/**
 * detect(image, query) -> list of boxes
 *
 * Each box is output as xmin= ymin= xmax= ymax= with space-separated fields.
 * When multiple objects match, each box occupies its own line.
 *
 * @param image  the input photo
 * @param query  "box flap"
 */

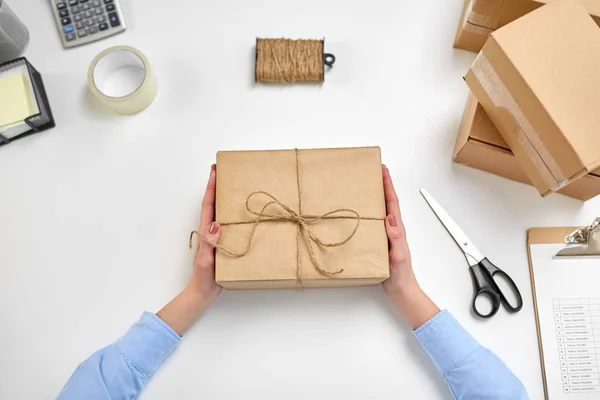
xmin=454 ymin=93 xmax=478 ymax=159
xmin=471 ymin=102 xmax=509 ymax=149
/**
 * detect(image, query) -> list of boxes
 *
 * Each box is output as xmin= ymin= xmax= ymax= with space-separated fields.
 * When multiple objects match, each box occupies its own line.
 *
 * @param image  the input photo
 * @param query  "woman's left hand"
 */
xmin=157 ymin=165 xmax=222 ymax=335
xmin=188 ymin=164 xmax=222 ymax=305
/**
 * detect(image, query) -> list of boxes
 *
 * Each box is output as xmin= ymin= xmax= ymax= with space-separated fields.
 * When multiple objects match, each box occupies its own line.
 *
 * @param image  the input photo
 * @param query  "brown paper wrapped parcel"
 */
xmin=213 ymin=147 xmax=390 ymax=289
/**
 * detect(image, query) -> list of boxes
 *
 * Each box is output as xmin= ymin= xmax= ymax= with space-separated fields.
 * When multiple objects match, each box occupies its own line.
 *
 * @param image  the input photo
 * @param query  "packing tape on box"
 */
xmin=461 ymin=18 xmax=494 ymax=35
xmin=461 ymin=0 xmax=496 ymax=35
xmin=88 ymin=46 xmax=157 ymax=115
xmin=471 ymin=53 xmax=569 ymax=192
xmin=465 ymin=0 xmax=490 ymax=27
xmin=465 ymin=0 xmax=498 ymax=28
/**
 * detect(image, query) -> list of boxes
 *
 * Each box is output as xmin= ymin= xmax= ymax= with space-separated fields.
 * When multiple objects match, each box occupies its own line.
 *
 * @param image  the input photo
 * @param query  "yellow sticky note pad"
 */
xmin=0 ymin=73 xmax=36 ymax=129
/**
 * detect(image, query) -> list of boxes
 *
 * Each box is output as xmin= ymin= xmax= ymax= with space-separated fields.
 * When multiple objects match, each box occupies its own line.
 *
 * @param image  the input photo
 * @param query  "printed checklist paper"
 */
xmin=553 ymin=299 xmax=600 ymax=393
xmin=530 ymin=244 xmax=600 ymax=398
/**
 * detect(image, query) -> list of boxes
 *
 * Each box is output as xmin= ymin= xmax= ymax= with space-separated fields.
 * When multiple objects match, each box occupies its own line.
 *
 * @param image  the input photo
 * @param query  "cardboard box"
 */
xmin=215 ymin=147 xmax=390 ymax=289
xmin=454 ymin=0 xmax=495 ymax=53
xmin=454 ymin=93 xmax=600 ymax=201
xmin=454 ymin=0 xmax=600 ymax=53
xmin=465 ymin=0 xmax=600 ymax=197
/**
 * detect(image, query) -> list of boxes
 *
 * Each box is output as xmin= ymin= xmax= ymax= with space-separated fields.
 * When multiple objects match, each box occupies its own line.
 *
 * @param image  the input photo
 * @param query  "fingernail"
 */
xmin=389 ymin=215 xmax=397 ymax=227
xmin=211 ymin=164 xmax=216 ymax=171
xmin=209 ymin=223 xmax=219 ymax=234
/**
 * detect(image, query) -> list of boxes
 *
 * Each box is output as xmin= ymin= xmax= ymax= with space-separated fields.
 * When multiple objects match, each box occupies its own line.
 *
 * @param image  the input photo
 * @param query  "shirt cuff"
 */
xmin=414 ymin=310 xmax=480 ymax=374
xmin=115 ymin=312 xmax=181 ymax=376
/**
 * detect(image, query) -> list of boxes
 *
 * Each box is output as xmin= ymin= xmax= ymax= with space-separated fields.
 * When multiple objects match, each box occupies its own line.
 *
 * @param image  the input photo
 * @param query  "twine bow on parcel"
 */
xmin=189 ymin=190 xmax=364 ymax=286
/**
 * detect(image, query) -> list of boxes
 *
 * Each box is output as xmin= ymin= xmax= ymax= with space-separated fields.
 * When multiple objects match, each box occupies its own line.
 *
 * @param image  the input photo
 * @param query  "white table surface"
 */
xmin=1 ymin=1 xmax=598 ymax=399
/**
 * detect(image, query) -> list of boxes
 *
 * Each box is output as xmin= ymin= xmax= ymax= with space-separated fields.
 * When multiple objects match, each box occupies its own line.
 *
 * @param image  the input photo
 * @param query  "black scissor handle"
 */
xmin=469 ymin=263 xmax=502 ymax=318
xmin=479 ymin=258 xmax=523 ymax=313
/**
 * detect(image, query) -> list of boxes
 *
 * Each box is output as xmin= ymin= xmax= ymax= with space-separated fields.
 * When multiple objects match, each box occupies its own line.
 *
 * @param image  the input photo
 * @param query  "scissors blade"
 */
xmin=420 ymin=188 xmax=484 ymax=266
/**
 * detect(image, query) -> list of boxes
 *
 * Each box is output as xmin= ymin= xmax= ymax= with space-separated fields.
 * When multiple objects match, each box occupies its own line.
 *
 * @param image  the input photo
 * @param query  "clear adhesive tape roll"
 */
xmin=88 ymin=45 xmax=157 ymax=115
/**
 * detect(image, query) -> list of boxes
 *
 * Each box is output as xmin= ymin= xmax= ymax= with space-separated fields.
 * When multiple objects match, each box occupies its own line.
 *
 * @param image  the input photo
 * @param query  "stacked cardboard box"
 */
xmin=454 ymin=0 xmax=600 ymax=53
xmin=455 ymin=0 xmax=600 ymax=201
xmin=454 ymin=94 xmax=600 ymax=201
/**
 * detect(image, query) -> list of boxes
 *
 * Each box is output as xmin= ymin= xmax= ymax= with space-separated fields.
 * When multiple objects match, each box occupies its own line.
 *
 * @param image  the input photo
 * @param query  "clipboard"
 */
xmin=527 ymin=218 xmax=600 ymax=399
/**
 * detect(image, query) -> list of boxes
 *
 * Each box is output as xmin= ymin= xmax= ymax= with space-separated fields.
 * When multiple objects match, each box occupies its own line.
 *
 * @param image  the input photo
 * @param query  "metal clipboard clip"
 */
xmin=555 ymin=217 xmax=600 ymax=257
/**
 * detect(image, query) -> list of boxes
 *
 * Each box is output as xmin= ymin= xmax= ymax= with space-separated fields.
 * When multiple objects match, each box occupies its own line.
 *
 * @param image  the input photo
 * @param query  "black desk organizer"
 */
xmin=0 ymin=58 xmax=55 ymax=147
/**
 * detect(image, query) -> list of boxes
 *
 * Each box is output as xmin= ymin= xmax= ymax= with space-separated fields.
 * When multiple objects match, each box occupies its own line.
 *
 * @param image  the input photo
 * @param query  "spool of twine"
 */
xmin=256 ymin=38 xmax=334 ymax=83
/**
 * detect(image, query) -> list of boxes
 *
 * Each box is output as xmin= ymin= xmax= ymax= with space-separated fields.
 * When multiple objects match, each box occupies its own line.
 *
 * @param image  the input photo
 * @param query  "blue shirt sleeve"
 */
xmin=57 ymin=312 xmax=181 ymax=400
xmin=415 ymin=310 xmax=529 ymax=400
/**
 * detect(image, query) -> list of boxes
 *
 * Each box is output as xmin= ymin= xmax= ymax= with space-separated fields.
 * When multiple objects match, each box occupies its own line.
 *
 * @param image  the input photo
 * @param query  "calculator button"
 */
xmin=106 ymin=4 xmax=115 ymax=12
xmin=59 ymin=9 xmax=69 ymax=17
xmin=77 ymin=29 xmax=88 ymax=37
xmin=104 ymin=0 xmax=113 ymax=3
xmin=68 ymin=0 xmax=78 ymax=5
xmin=66 ymin=32 xmax=77 ymax=41
xmin=75 ymin=21 xmax=85 ymax=29
xmin=74 ymin=14 xmax=83 ymax=21
xmin=95 ymin=15 xmax=106 ymax=23
xmin=88 ymin=26 xmax=98 ymax=34
xmin=92 ymin=0 xmax=101 ymax=6
xmin=99 ymin=22 xmax=109 ymax=31
xmin=57 ymin=2 xmax=67 ymax=10
xmin=108 ymin=12 xmax=120 ymax=27
xmin=86 ymin=19 xmax=94 ymax=26
xmin=82 ymin=3 xmax=91 ymax=10
xmin=95 ymin=8 xmax=103 ymax=15
xmin=84 ymin=10 xmax=93 ymax=18
xmin=72 ymin=5 xmax=81 ymax=13
xmin=63 ymin=24 xmax=74 ymax=33
xmin=80 ymin=0 xmax=89 ymax=2
xmin=61 ymin=17 xmax=71 ymax=25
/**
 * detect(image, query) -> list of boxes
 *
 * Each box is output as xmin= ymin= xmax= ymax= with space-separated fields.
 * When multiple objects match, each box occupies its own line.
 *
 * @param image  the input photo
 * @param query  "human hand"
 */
xmin=157 ymin=165 xmax=222 ymax=335
xmin=381 ymin=165 xmax=418 ymax=297
xmin=381 ymin=166 xmax=439 ymax=329
xmin=188 ymin=164 xmax=222 ymax=305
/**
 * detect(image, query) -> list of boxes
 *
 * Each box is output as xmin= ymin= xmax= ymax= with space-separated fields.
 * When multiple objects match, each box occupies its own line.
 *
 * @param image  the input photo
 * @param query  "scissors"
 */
xmin=420 ymin=189 xmax=523 ymax=319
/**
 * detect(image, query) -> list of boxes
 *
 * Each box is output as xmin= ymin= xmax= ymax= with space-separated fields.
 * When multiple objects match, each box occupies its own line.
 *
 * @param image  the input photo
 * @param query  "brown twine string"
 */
xmin=256 ymin=38 xmax=324 ymax=83
xmin=190 ymin=149 xmax=385 ymax=288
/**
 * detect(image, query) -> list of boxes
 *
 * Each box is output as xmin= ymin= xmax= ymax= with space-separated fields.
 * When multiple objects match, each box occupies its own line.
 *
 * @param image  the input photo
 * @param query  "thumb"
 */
xmin=195 ymin=223 xmax=221 ymax=267
xmin=385 ymin=215 xmax=409 ymax=267
xmin=203 ymin=222 xmax=221 ymax=246
xmin=385 ymin=214 xmax=406 ymax=241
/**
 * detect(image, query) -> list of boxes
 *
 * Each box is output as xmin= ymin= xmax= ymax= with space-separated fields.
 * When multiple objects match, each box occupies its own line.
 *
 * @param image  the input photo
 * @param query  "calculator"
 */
xmin=50 ymin=0 xmax=126 ymax=48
